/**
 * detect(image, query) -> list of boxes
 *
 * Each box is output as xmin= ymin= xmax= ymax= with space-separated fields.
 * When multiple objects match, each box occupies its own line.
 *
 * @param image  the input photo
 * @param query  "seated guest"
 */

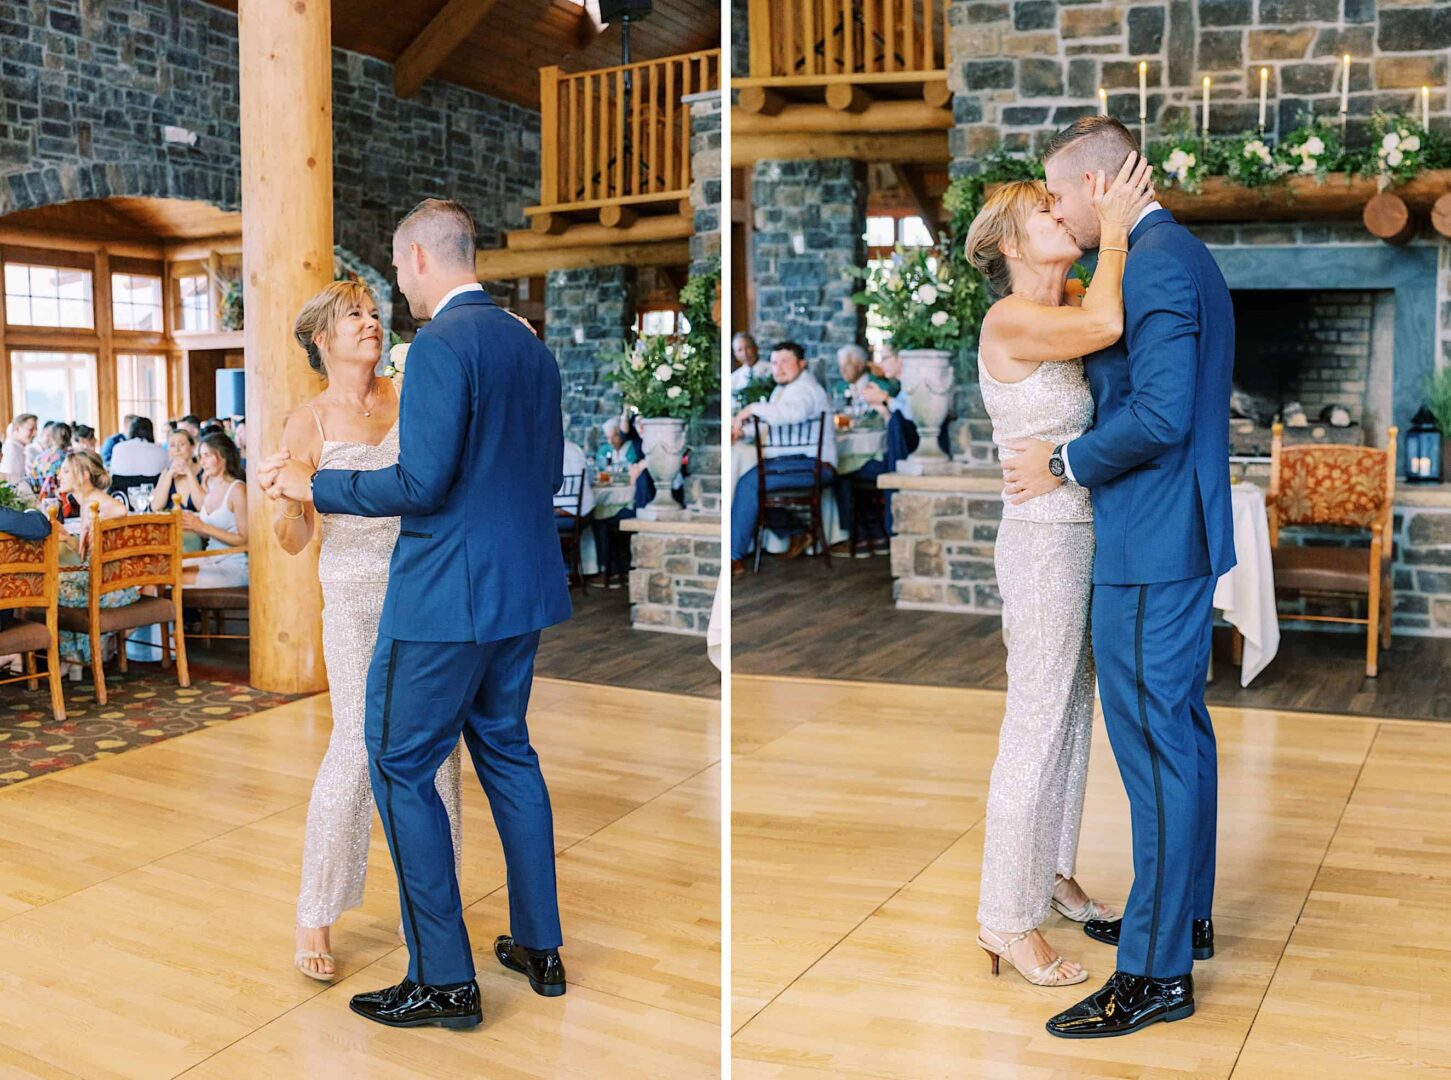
xmin=109 ymin=416 xmax=171 ymax=480
xmin=0 ymin=502 xmax=51 ymax=542
xmin=860 ymin=344 xmax=952 ymax=469
xmin=183 ymin=432 xmax=248 ymax=587
xmin=872 ymin=343 xmax=903 ymax=396
xmin=233 ymin=418 xmax=247 ymax=473
xmin=199 ymin=420 xmax=225 ymax=439
xmin=555 ymin=435 xmax=595 ymax=530
xmin=177 ymin=415 xmax=202 ymax=440
xmin=1 ymin=413 xmax=38 ymax=484
xmin=602 ymin=416 xmax=641 ymax=467
xmin=55 ymin=449 xmax=136 ymax=667
xmin=729 ymin=341 xmax=837 ymax=573
xmin=25 ymin=421 xmax=54 ymax=474
xmin=101 ymin=414 xmax=138 ymax=467
xmin=27 ymin=421 xmax=71 ymax=499
xmin=72 ymin=424 xmax=98 ymax=455
xmin=150 ymin=428 xmax=205 ymax=511
xmin=730 ymin=331 xmax=772 ymax=393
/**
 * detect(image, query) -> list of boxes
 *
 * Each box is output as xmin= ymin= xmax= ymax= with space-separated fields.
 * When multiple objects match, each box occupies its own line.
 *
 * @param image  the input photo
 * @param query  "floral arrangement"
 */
xmin=847 ymin=245 xmax=971 ymax=352
xmin=0 ymin=479 xmax=28 ymax=513
xmin=1367 ymin=113 xmax=1430 ymax=189
xmin=607 ymin=262 xmax=718 ymax=422
xmin=1225 ymin=134 xmax=1288 ymax=187
xmin=734 ymin=375 xmax=775 ymax=410
xmin=1146 ymin=130 xmax=1216 ymax=191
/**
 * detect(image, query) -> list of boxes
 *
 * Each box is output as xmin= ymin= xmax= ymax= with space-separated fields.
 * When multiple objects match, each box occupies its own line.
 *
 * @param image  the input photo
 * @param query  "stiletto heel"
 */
xmin=977 ymin=928 xmax=1089 ymax=987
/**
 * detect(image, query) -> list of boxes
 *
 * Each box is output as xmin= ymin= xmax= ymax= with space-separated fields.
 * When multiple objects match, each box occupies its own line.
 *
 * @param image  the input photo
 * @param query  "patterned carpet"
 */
xmin=0 ymin=659 xmax=299 ymax=787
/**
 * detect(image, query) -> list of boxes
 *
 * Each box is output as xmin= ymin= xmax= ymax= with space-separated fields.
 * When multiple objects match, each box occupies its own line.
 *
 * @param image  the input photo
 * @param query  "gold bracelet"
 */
xmin=1100 ymin=246 xmax=1129 ymax=256
xmin=281 ymin=504 xmax=304 ymax=520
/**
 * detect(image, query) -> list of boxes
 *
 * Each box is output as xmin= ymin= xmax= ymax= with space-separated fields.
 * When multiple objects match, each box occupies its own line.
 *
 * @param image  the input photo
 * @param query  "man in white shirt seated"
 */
xmin=108 ymin=416 xmax=172 ymax=480
xmin=554 ymin=435 xmax=595 ymax=530
xmin=0 ymin=413 xmax=37 ymax=484
xmin=729 ymin=331 xmax=772 ymax=393
xmin=729 ymin=340 xmax=836 ymax=573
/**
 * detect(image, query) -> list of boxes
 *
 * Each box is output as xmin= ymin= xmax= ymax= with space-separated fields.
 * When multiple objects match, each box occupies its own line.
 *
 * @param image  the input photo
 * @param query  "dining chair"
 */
xmin=556 ymin=469 xmax=588 ymax=591
xmin=180 ymin=545 xmax=250 ymax=647
xmin=750 ymin=412 xmax=831 ymax=574
xmin=1266 ymin=422 xmax=1398 ymax=677
xmin=0 ymin=509 xmax=66 ymax=721
xmin=57 ymin=505 xmax=190 ymax=705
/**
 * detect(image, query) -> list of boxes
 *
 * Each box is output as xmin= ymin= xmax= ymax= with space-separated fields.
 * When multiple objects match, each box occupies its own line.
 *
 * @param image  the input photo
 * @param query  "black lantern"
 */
xmin=1405 ymin=406 xmax=1443 ymax=483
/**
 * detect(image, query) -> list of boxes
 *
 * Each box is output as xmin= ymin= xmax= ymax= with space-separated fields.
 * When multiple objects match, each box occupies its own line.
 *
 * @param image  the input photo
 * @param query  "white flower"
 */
xmin=389 ymin=342 xmax=409 ymax=372
xmin=936 ymin=280 xmax=952 ymax=294
xmin=1304 ymin=136 xmax=1325 ymax=156
xmin=930 ymin=310 xmax=949 ymax=327
xmin=917 ymin=284 xmax=938 ymax=305
xmin=886 ymin=273 xmax=903 ymax=290
xmin=1165 ymin=148 xmax=1197 ymax=180
xmin=1387 ymin=148 xmax=1404 ymax=167
xmin=1402 ymin=135 xmax=1421 ymax=153
xmin=630 ymin=356 xmax=646 ymax=371
xmin=1382 ymin=132 xmax=1401 ymax=151
xmin=1243 ymin=140 xmax=1272 ymax=165
xmin=1299 ymin=157 xmax=1318 ymax=174
xmin=654 ymin=363 xmax=673 ymax=382
xmin=666 ymin=386 xmax=683 ymax=399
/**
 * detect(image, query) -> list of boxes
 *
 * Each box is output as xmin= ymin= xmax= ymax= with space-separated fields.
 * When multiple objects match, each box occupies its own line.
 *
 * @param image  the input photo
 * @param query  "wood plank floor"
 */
xmin=0 ymin=678 xmax=720 ymax=1079
xmin=538 ymin=580 xmax=720 ymax=698
xmin=732 ymin=674 xmax=1451 ymax=1079
xmin=732 ymin=553 xmax=1451 ymax=721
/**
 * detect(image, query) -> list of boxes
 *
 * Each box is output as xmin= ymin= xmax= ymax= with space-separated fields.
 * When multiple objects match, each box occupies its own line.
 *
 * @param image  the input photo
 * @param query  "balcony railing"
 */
xmin=745 ymin=0 xmax=946 ymax=82
xmin=533 ymin=49 xmax=721 ymax=220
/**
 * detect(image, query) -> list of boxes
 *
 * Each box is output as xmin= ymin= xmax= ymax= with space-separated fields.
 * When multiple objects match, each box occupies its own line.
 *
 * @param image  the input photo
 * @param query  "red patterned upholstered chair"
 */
xmin=57 ymin=506 xmax=190 ymax=704
xmin=1266 ymin=422 xmax=1398 ymax=677
xmin=0 ymin=511 xmax=65 ymax=721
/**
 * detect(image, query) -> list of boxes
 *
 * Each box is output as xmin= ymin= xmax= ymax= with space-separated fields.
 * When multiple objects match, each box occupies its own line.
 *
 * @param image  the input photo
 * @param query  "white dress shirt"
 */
xmin=431 ymin=281 xmax=484 ymax=318
xmin=1060 ymin=200 xmax=1164 ymax=486
xmin=745 ymin=370 xmax=837 ymax=467
xmin=0 ymin=436 xmax=28 ymax=483
xmin=108 ymin=437 xmax=171 ymax=476
xmin=555 ymin=440 xmax=595 ymax=516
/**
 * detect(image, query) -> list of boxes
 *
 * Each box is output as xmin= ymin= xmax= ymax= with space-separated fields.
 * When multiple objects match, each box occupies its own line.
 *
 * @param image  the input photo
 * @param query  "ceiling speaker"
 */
xmin=600 ymin=0 xmax=653 ymax=22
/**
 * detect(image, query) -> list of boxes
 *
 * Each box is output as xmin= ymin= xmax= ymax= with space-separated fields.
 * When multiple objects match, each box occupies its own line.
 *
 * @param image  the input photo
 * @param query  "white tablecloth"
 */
xmin=1213 ymin=483 xmax=1280 ymax=686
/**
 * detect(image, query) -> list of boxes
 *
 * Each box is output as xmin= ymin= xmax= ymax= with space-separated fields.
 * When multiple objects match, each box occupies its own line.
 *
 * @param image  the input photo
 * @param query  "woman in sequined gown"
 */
xmin=960 ymin=155 xmax=1155 ymax=987
xmin=274 ymin=281 xmax=462 ymax=981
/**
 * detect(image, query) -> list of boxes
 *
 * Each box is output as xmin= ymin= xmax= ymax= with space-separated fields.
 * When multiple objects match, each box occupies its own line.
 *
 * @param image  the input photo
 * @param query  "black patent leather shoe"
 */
xmin=349 ymin=978 xmax=482 ymax=1029
xmin=495 ymin=935 xmax=567 ymax=997
xmin=1084 ymin=917 xmax=1215 ymax=960
xmin=1046 ymin=970 xmax=1194 ymax=1039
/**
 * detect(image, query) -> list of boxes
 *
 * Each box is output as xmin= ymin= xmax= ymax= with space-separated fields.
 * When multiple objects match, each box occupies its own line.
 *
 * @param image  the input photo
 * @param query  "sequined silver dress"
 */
xmin=295 ymin=412 xmax=463 ymax=929
xmin=976 ymin=356 xmax=1097 ymax=932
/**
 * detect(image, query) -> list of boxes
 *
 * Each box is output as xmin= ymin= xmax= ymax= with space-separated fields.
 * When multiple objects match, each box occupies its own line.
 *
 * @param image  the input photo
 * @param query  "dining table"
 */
xmin=1212 ymin=481 xmax=1281 ymax=686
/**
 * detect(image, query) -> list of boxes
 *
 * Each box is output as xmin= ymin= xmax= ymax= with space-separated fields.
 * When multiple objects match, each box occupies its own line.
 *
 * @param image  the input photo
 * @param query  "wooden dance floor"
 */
xmin=732 ymin=675 xmax=1451 ymax=1079
xmin=0 ymin=678 xmax=720 ymax=1079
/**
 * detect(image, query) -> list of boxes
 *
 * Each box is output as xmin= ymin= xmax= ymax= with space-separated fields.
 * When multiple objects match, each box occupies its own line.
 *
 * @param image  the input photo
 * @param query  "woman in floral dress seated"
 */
xmin=55 ymin=449 xmax=137 ymax=667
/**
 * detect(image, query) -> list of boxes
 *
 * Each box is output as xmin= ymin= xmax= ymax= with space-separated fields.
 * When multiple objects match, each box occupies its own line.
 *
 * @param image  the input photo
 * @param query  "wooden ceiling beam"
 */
xmin=732 ymin=130 xmax=948 ymax=167
xmin=476 ymin=239 xmax=690 ymax=280
xmin=393 ymin=0 xmax=500 ymax=99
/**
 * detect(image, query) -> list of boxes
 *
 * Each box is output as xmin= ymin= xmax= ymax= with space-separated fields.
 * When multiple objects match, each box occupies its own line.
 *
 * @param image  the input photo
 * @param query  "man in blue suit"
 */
xmin=0 ymin=506 xmax=51 ymax=542
xmin=1003 ymin=117 xmax=1235 ymax=1039
xmin=261 ymin=199 xmax=572 ymax=1030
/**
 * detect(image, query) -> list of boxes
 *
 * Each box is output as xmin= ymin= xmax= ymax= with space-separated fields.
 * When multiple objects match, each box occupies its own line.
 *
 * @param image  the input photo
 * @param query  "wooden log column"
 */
xmin=239 ymin=0 xmax=331 ymax=693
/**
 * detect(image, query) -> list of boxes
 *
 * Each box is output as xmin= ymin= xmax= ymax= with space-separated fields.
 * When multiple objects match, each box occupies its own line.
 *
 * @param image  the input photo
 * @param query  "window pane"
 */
xmin=116 ymin=353 xmax=167 ymax=434
xmin=900 ymin=216 xmax=933 ymax=247
xmin=865 ymin=216 xmax=896 ymax=247
xmin=4 ymin=263 xmax=94 ymax=328
xmin=9 ymin=351 xmax=98 ymax=429
xmin=113 ymin=273 xmax=164 ymax=331
xmin=179 ymin=274 xmax=211 ymax=332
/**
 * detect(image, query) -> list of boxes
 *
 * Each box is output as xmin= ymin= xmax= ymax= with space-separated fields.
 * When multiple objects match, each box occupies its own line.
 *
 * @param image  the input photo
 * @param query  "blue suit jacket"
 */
xmin=312 ymin=290 xmax=573 ymax=643
xmin=1067 ymin=209 xmax=1237 ymax=586
xmin=0 ymin=508 xmax=50 ymax=542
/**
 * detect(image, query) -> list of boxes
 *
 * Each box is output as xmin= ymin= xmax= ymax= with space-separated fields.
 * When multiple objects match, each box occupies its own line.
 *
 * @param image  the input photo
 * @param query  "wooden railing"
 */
xmin=535 ymin=49 xmax=721 ymax=218
xmin=746 ymin=0 xmax=947 ymax=81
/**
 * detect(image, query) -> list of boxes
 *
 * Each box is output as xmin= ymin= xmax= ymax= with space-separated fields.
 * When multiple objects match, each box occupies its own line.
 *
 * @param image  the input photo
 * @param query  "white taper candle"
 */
xmin=1258 ymin=67 xmax=1268 ymax=131
xmin=1202 ymin=75 xmax=1211 ymax=135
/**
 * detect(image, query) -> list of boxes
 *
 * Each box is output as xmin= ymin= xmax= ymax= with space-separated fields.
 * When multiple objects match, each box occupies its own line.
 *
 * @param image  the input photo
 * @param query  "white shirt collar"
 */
xmin=1133 ymin=201 xmax=1165 ymax=231
xmin=432 ymin=282 xmax=484 ymax=318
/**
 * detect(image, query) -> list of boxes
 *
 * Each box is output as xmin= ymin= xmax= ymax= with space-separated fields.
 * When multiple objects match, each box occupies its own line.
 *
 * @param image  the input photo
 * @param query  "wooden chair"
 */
xmin=751 ymin=412 xmax=831 ymax=573
xmin=1267 ymin=422 xmax=1399 ymax=678
xmin=180 ymin=546 xmax=250 ymax=648
xmin=555 ymin=469 xmax=588 ymax=591
xmin=0 ymin=510 xmax=66 ymax=721
xmin=57 ymin=506 xmax=190 ymax=705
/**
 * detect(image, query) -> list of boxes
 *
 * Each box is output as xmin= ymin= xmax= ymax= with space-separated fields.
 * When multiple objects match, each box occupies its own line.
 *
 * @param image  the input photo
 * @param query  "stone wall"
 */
xmin=888 ymin=481 xmax=1451 ymax=635
xmin=749 ymin=158 xmax=866 ymax=370
xmin=687 ymin=91 xmax=723 ymax=515
xmin=0 ymin=0 xmax=540 ymax=329
xmin=544 ymin=265 xmax=635 ymax=453
xmin=947 ymin=0 xmax=1451 ymax=172
xmin=627 ymin=524 xmax=721 ymax=635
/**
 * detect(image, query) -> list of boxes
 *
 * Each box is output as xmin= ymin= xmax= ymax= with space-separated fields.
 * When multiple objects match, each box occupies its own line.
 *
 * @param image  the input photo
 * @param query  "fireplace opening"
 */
xmin=1228 ymin=288 xmax=1394 ymax=458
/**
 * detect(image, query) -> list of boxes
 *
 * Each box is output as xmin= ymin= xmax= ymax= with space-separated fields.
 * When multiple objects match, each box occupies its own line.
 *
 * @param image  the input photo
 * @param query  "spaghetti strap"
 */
xmin=305 ymin=403 xmax=326 ymax=442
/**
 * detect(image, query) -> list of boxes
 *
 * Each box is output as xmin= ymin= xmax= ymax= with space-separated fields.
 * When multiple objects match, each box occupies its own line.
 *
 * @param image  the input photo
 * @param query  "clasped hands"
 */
xmin=256 ymin=449 xmax=316 ymax=505
xmin=1001 ymin=438 xmax=1061 ymax=506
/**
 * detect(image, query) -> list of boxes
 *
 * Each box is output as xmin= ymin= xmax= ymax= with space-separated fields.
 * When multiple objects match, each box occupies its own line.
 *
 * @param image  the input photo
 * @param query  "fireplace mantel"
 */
xmin=1158 ymin=170 xmax=1451 ymax=224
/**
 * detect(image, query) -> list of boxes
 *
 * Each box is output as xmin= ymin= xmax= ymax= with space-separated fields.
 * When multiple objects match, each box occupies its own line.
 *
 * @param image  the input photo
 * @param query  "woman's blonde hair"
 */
xmin=293 ymin=280 xmax=376 ymax=376
xmin=963 ymin=179 xmax=1051 ymax=299
xmin=63 ymin=449 xmax=109 ymax=491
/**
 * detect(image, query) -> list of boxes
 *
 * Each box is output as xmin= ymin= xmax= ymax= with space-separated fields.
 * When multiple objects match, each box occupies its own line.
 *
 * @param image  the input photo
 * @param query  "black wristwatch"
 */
xmin=1048 ymin=444 xmax=1066 ymax=479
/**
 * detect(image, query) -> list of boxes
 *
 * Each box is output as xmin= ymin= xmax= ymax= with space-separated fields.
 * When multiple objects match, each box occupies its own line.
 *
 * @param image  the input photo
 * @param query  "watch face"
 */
xmin=1049 ymin=456 xmax=1065 ymax=478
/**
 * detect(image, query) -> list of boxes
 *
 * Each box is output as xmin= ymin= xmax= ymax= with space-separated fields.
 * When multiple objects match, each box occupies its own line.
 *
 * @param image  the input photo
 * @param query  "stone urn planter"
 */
xmin=899 ymin=348 xmax=955 ymax=472
xmin=639 ymin=416 xmax=688 ymax=516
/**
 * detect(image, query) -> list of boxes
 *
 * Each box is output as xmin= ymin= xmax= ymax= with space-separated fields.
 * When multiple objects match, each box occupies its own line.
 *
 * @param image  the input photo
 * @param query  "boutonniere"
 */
xmin=385 ymin=342 xmax=409 ymax=388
